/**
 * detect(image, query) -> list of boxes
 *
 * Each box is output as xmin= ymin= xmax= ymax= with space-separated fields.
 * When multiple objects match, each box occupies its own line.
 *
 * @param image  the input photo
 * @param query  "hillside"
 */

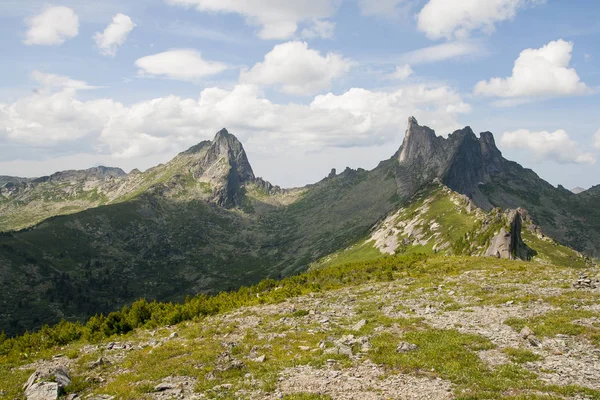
xmin=315 ymin=185 xmax=590 ymax=270
xmin=1 ymin=118 xmax=600 ymax=337
xmin=2 ymin=254 xmax=600 ymax=399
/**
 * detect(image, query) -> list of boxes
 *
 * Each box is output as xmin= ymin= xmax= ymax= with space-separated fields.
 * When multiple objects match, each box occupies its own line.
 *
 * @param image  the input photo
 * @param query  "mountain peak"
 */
xmin=397 ymin=116 xmax=439 ymax=163
xmin=188 ymin=129 xmax=256 ymax=207
xmin=394 ymin=117 xmax=507 ymax=209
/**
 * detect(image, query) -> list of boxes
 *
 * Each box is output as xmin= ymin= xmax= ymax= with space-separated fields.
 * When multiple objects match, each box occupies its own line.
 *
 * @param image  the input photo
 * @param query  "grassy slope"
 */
xmin=2 ymin=254 xmax=599 ymax=399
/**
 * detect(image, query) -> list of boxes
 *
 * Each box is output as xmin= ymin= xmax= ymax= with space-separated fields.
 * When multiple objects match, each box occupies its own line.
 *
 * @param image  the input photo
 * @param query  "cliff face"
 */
xmin=394 ymin=117 xmax=505 ymax=209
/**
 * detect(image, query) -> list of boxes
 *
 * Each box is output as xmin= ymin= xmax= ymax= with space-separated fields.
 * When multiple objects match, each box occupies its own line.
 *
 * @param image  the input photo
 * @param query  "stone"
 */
xmin=25 ymin=382 xmax=58 ymax=400
xmin=169 ymin=331 xmax=178 ymax=339
xmin=338 ymin=345 xmax=353 ymax=357
xmin=88 ymin=357 xmax=107 ymax=369
xmin=396 ymin=342 xmax=418 ymax=353
xmin=528 ymin=336 xmax=542 ymax=347
xmin=253 ymin=355 xmax=266 ymax=363
xmin=520 ymin=326 xmax=534 ymax=339
xmin=351 ymin=319 xmax=367 ymax=331
xmin=155 ymin=382 xmax=177 ymax=392
xmin=484 ymin=209 xmax=533 ymax=261
xmin=23 ymin=365 xmax=71 ymax=400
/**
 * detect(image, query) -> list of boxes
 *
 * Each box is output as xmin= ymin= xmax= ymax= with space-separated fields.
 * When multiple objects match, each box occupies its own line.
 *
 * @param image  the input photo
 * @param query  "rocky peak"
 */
xmin=394 ymin=117 xmax=507 ymax=210
xmin=397 ymin=117 xmax=441 ymax=164
xmin=178 ymin=129 xmax=256 ymax=208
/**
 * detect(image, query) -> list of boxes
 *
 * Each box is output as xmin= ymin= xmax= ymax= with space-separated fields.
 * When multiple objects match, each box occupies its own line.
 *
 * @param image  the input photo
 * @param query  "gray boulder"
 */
xmin=485 ymin=209 xmax=533 ymax=261
xmin=23 ymin=365 xmax=71 ymax=400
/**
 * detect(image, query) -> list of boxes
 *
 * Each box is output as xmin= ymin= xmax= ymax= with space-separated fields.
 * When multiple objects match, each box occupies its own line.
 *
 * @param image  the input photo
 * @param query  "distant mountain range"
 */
xmin=0 ymin=117 xmax=598 ymax=336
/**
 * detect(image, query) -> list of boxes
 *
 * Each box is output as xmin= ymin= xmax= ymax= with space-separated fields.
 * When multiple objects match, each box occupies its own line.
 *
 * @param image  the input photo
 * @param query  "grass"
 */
xmin=369 ymin=328 xmax=599 ymax=399
xmin=523 ymin=231 xmax=589 ymax=268
xmin=505 ymin=309 xmax=600 ymax=340
xmin=313 ymin=240 xmax=386 ymax=269
xmin=503 ymin=347 xmax=543 ymax=364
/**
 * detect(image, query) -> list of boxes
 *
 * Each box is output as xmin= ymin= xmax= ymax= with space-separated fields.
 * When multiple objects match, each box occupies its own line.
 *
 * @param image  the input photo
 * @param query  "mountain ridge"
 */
xmin=1 ymin=117 xmax=599 ymax=336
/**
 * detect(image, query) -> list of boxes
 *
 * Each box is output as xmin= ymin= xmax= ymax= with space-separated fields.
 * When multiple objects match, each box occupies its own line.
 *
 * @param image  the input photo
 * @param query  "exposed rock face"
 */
xmin=485 ymin=209 xmax=534 ymax=261
xmin=185 ymin=129 xmax=256 ymax=207
xmin=571 ymin=187 xmax=586 ymax=194
xmin=23 ymin=365 xmax=71 ymax=400
xmin=395 ymin=117 xmax=505 ymax=209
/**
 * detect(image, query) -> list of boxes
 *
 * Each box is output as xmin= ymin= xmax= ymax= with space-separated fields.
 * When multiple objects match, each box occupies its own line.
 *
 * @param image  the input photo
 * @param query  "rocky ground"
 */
xmin=3 ymin=257 xmax=600 ymax=399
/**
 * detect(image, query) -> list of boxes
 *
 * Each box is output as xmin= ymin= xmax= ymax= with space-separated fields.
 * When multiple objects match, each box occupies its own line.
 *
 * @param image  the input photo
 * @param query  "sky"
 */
xmin=0 ymin=0 xmax=599 ymax=190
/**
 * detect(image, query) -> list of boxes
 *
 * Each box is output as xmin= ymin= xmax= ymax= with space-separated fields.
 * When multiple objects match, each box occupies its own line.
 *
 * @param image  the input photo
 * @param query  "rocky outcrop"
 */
xmin=23 ymin=365 xmax=71 ymax=400
xmin=485 ymin=209 xmax=534 ymax=261
xmin=187 ymin=128 xmax=256 ymax=207
xmin=394 ymin=117 xmax=505 ymax=209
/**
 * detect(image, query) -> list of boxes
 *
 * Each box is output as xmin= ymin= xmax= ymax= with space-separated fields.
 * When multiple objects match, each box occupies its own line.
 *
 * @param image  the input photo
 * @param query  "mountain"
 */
xmin=394 ymin=117 xmax=600 ymax=258
xmin=0 ymin=119 xmax=598 ymax=336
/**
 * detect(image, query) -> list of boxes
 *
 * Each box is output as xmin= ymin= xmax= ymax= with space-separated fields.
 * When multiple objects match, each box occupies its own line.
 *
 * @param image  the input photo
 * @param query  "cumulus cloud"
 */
xmin=135 ymin=49 xmax=229 ymax=81
xmin=24 ymin=6 xmax=79 ymax=45
xmin=500 ymin=128 xmax=595 ymax=165
xmin=164 ymin=0 xmax=339 ymax=40
xmin=474 ymin=39 xmax=592 ymax=99
xmin=240 ymin=41 xmax=351 ymax=96
xmin=0 ymin=73 xmax=114 ymax=143
xmin=0 ymin=71 xmax=470 ymax=160
xmin=417 ymin=0 xmax=542 ymax=40
xmin=389 ymin=65 xmax=413 ymax=80
xmin=94 ymin=13 xmax=136 ymax=56
xmin=400 ymin=41 xmax=482 ymax=65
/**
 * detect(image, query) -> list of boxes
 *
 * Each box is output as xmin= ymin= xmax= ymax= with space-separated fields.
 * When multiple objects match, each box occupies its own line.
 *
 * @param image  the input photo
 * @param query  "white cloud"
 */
xmin=164 ymin=0 xmax=339 ymax=40
xmin=0 ymin=74 xmax=115 ymax=143
xmin=389 ymin=64 xmax=413 ymax=80
xmin=24 ymin=6 xmax=79 ymax=45
xmin=94 ymin=13 xmax=136 ymax=56
xmin=240 ymin=41 xmax=351 ymax=96
xmin=300 ymin=19 xmax=335 ymax=39
xmin=400 ymin=41 xmax=482 ymax=65
xmin=501 ymin=128 xmax=596 ymax=165
xmin=0 ymin=72 xmax=470 ymax=160
xmin=357 ymin=0 xmax=409 ymax=16
xmin=417 ymin=0 xmax=543 ymax=40
xmin=474 ymin=39 xmax=592 ymax=99
xmin=594 ymin=129 xmax=600 ymax=150
xmin=135 ymin=49 xmax=229 ymax=81
xmin=31 ymin=71 xmax=100 ymax=91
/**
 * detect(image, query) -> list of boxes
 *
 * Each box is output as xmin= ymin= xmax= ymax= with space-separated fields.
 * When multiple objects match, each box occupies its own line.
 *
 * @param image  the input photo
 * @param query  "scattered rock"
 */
xmin=337 ymin=345 xmax=353 ymax=357
xmin=520 ymin=326 xmax=535 ymax=339
xmin=88 ymin=357 xmax=107 ymax=369
xmin=351 ymin=319 xmax=367 ymax=331
xmin=396 ymin=342 xmax=418 ymax=353
xmin=573 ymin=274 xmax=597 ymax=289
xmin=253 ymin=355 xmax=266 ymax=363
xmin=168 ymin=332 xmax=178 ymax=339
xmin=154 ymin=382 xmax=177 ymax=392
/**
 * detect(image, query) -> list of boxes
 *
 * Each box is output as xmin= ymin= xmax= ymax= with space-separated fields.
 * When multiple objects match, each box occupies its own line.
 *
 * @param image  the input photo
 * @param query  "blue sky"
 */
xmin=1 ymin=0 xmax=599 ymax=189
